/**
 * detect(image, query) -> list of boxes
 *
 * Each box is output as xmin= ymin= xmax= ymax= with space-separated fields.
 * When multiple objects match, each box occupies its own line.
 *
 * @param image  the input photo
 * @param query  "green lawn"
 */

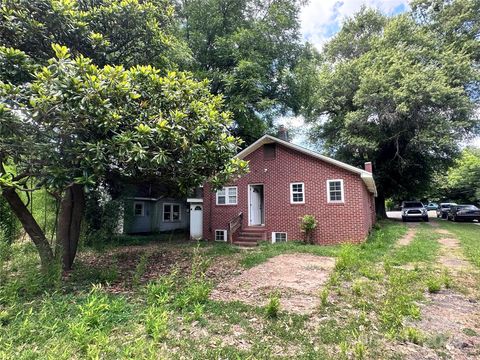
xmin=0 ymin=220 xmax=478 ymax=359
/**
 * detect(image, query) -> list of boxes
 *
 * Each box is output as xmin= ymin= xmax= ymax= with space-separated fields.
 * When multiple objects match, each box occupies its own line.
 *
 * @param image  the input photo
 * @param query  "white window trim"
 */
xmin=272 ymin=232 xmax=288 ymax=244
xmin=327 ymin=179 xmax=345 ymax=203
xmin=216 ymin=186 xmax=238 ymax=205
xmin=215 ymin=229 xmax=227 ymax=242
xmin=163 ymin=203 xmax=181 ymax=222
xmin=290 ymin=182 xmax=305 ymax=204
xmin=133 ymin=201 xmax=145 ymax=217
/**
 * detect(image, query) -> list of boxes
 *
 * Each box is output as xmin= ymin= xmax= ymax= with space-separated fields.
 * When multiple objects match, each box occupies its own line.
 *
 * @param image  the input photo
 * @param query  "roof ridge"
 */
xmin=236 ymin=135 xmax=377 ymax=196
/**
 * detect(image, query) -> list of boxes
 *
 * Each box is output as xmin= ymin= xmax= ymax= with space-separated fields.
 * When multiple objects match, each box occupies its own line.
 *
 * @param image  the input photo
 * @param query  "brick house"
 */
xmin=187 ymin=135 xmax=377 ymax=246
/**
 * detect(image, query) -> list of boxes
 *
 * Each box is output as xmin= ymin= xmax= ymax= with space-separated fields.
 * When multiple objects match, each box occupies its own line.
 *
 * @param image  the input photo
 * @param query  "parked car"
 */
xmin=425 ymin=202 xmax=438 ymax=210
xmin=401 ymin=201 xmax=429 ymax=222
xmin=447 ymin=205 xmax=480 ymax=222
xmin=436 ymin=203 xmax=457 ymax=219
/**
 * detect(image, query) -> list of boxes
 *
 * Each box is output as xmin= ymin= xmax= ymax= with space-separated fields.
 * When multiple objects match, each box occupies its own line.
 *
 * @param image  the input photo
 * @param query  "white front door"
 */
xmin=190 ymin=204 xmax=203 ymax=239
xmin=249 ymin=185 xmax=264 ymax=226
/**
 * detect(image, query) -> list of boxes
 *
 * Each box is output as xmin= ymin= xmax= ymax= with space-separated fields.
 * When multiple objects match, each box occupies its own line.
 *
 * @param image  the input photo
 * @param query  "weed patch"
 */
xmin=264 ymin=293 xmax=280 ymax=318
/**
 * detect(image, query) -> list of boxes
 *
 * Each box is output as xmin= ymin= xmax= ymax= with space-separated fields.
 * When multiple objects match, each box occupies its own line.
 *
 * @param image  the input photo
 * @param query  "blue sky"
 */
xmin=300 ymin=0 xmax=410 ymax=50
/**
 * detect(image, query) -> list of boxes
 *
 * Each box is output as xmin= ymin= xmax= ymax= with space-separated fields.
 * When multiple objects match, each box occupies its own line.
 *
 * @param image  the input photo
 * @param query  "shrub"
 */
xmin=265 ymin=294 xmax=280 ymax=318
xmin=300 ymin=215 xmax=317 ymax=244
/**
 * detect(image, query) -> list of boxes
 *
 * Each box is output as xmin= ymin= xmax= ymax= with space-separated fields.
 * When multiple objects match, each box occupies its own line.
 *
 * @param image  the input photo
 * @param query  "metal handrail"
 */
xmin=228 ymin=212 xmax=243 ymax=243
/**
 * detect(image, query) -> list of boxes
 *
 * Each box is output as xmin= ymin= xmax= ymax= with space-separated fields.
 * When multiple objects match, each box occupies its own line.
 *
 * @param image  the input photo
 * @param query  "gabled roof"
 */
xmin=236 ymin=135 xmax=377 ymax=196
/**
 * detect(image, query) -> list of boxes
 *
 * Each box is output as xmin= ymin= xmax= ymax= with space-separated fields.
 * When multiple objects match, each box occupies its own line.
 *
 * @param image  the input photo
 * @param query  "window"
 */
xmin=215 ymin=230 xmax=227 ymax=242
xmin=163 ymin=203 xmax=181 ymax=222
xmin=290 ymin=182 xmax=305 ymax=204
xmin=327 ymin=179 xmax=344 ymax=203
xmin=216 ymin=186 xmax=237 ymax=205
xmin=272 ymin=232 xmax=287 ymax=243
xmin=133 ymin=201 xmax=144 ymax=216
xmin=263 ymin=143 xmax=276 ymax=160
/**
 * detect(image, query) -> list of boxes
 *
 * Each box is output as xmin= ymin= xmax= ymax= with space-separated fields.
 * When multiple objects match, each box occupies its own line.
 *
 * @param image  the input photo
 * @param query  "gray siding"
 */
xmin=125 ymin=198 xmax=189 ymax=234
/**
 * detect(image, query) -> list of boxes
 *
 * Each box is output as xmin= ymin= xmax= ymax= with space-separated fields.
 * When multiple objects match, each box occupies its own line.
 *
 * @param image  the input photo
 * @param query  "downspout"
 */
xmin=209 ymin=188 xmax=213 ymax=239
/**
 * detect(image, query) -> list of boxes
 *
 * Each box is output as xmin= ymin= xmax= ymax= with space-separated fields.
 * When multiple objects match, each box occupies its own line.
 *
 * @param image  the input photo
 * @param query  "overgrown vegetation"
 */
xmin=1 ymin=220 xmax=478 ymax=358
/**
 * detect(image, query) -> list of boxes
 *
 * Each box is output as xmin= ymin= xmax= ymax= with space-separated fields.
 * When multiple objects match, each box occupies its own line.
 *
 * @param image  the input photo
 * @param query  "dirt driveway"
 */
xmin=397 ymin=222 xmax=480 ymax=359
xmin=210 ymin=254 xmax=335 ymax=314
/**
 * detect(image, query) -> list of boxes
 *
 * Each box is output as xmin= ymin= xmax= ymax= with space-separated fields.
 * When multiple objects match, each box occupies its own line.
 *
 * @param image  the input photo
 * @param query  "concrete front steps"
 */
xmin=233 ymin=227 xmax=266 ymax=247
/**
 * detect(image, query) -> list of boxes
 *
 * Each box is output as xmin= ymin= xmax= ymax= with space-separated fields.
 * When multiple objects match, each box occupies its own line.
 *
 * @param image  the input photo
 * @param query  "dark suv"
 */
xmin=436 ymin=203 xmax=457 ymax=219
xmin=401 ymin=201 xmax=429 ymax=222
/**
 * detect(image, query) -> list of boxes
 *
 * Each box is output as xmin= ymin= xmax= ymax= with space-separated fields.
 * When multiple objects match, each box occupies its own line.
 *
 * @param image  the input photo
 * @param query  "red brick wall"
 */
xmin=203 ymin=143 xmax=376 ymax=245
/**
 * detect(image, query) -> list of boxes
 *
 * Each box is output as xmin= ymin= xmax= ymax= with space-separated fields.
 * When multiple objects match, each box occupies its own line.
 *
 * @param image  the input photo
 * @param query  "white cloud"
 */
xmin=300 ymin=0 xmax=411 ymax=50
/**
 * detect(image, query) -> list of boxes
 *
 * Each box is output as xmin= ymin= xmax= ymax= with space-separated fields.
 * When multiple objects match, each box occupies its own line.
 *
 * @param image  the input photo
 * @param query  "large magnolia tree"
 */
xmin=0 ymin=0 xmax=191 ymax=69
xmin=0 ymin=45 xmax=247 ymax=270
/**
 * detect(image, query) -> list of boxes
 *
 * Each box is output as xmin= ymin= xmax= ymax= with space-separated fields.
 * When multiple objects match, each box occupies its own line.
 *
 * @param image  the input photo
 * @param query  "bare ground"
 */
xmin=70 ymin=242 xmax=240 ymax=293
xmin=396 ymin=223 xmax=419 ymax=247
xmin=210 ymin=254 xmax=335 ymax=314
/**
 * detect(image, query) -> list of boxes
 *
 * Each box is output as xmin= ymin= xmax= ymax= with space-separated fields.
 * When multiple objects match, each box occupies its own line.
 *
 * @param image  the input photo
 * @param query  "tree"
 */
xmin=304 ymin=8 xmax=479 ymax=216
xmin=176 ymin=0 xmax=307 ymax=144
xmin=411 ymin=0 xmax=480 ymax=64
xmin=0 ymin=45 xmax=247 ymax=270
xmin=435 ymin=147 xmax=480 ymax=203
xmin=0 ymin=0 xmax=192 ymax=69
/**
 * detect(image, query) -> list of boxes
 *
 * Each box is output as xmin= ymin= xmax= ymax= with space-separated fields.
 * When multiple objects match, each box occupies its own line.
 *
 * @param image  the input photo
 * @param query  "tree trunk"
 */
xmin=55 ymin=184 xmax=85 ymax=270
xmin=1 ymin=188 xmax=54 ymax=270
xmin=375 ymin=191 xmax=387 ymax=219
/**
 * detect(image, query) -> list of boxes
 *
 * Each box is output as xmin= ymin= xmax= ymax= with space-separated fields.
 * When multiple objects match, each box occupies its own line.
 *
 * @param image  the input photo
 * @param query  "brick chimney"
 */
xmin=364 ymin=162 xmax=372 ymax=173
xmin=277 ymin=125 xmax=289 ymax=142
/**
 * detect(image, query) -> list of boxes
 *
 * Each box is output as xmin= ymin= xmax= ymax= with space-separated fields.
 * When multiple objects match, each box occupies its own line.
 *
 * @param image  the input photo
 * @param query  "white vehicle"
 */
xmin=401 ymin=201 xmax=429 ymax=222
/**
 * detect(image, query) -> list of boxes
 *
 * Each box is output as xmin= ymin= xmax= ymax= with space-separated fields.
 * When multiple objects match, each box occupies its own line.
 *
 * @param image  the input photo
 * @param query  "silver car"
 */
xmin=401 ymin=201 xmax=429 ymax=222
